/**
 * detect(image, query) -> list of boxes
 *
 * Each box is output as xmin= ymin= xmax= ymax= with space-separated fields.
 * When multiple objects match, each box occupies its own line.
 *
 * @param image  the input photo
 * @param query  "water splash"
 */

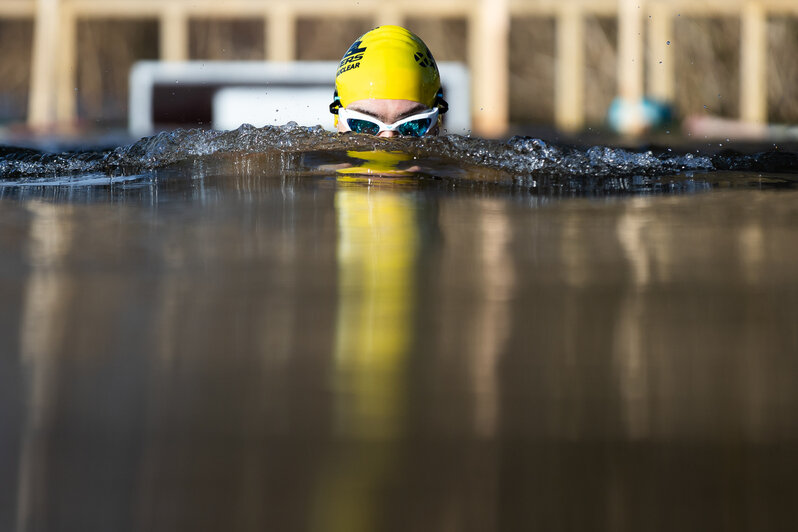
xmin=1 ymin=123 xmax=796 ymax=192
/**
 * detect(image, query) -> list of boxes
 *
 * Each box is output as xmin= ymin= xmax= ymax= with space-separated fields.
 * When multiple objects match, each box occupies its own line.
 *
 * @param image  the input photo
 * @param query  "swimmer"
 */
xmin=330 ymin=25 xmax=448 ymax=138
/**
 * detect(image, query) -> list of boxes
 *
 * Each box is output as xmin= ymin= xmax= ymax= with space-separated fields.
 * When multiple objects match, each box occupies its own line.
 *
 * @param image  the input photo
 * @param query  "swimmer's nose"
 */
xmin=378 ymin=130 xmax=398 ymax=138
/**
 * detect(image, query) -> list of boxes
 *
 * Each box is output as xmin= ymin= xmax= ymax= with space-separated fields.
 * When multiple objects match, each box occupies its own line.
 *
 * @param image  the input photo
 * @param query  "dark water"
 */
xmin=1 ymin=128 xmax=798 ymax=532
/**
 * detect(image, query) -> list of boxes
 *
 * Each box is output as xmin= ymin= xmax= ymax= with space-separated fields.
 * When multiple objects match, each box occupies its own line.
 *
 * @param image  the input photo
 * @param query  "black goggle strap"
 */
xmin=329 ymin=89 xmax=342 ymax=115
xmin=434 ymin=89 xmax=449 ymax=114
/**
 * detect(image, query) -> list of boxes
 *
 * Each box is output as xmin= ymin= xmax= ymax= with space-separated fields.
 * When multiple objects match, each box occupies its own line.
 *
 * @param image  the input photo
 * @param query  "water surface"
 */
xmin=1 ymin=129 xmax=798 ymax=532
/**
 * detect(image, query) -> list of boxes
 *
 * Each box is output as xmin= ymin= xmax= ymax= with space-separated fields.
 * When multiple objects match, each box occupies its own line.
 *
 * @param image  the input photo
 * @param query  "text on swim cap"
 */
xmin=337 ymin=61 xmax=361 ymax=76
xmin=337 ymin=40 xmax=367 ymax=77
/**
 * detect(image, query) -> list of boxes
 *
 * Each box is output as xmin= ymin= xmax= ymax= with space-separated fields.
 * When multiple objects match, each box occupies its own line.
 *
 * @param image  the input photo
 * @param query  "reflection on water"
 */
xmin=1 ymin=154 xmax=798 ymax=532
xmin=333 ymin=184 xmax=416 ymax=439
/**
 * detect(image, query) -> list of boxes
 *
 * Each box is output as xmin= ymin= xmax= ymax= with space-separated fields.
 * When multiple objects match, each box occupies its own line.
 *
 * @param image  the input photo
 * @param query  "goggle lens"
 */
xmin=347 ymin=118 xmax=381 ymax=135
xmin=397 ymin=118 xmax=433 ymax=137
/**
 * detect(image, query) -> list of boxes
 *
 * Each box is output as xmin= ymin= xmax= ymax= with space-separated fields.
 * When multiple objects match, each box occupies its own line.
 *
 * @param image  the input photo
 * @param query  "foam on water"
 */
xmin=1 ymin=123 xmax=797 ymax=193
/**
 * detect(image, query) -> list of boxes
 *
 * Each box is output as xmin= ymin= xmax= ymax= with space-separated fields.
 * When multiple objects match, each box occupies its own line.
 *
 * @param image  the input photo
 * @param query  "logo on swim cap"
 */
xmin=337 ymin=39 xmax=367 ymax=77
xmin=343 ymin=40 xmax=367 ymax=58
xmin=413 ymin=52 xmax=430 ymax=68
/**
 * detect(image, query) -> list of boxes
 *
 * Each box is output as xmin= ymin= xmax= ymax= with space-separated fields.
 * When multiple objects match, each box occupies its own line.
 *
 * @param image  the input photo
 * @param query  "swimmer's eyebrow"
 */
xmin=347 ymin=102 xmax=429 ymax=122
xmin=394 ymin=103 xmax=429 ymax=120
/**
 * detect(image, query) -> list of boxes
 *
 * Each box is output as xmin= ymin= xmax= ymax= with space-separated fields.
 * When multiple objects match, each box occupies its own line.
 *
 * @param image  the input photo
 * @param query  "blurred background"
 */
xmin=3 ymin=3 xmax=798 ymax=532
xmin=1 ymin=0 xmax=797 ymax=144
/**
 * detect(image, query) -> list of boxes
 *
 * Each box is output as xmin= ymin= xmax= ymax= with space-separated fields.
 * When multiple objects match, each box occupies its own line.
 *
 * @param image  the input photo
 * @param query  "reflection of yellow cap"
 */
xmin=335 ymin=26 xmax=441 ymax=108
xmin=336 ymin=150 xmax=415 ymax=177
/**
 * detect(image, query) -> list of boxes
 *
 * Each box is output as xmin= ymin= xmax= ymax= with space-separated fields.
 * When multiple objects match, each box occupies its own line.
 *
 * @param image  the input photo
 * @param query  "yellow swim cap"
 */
xmin=333 ymin=26 xmax=441 ymax=109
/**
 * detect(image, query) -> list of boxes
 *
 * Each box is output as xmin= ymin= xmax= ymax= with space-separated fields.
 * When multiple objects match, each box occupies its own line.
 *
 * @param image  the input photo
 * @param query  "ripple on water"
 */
xmin=0 ymin=123 xmax=797 ymax=196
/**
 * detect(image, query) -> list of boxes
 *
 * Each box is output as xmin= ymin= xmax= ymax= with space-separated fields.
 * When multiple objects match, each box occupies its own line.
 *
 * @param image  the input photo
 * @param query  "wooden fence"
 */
xmin=2 ymin=0 xmax=798 ymax=136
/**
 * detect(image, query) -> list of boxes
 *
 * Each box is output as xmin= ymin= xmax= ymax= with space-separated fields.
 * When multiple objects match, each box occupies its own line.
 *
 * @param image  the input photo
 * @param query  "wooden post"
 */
xmin=469 ymin=0 xmax=509 ymax=137
xmin=375 ymin=5 xmax=403 ymax=28
xmin=616 ymin=0 xmax=645 ymax=134
xmin=267 ymin=3 xmax=295 ymax=61
xmin=56 ymin=3 xmax=77 ymax=123
xmin=555 ymin=5 xmax=584 ymax=132
xmin=160 ymin=4 xmax=188 ymax=61
xmin=28 ymin=0 xmax=60 ymax=128
xmin=740 ymin=2 xmax=767 ymax=124
xmin=647 ymin=3 xmax=673 ymax=103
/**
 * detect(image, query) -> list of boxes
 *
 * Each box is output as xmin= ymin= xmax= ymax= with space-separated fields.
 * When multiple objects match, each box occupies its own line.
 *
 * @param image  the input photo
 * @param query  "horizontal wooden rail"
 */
xmin=0 ymin=0 xmax=36 ymax=17
xmin=5 ymin=0 xmax=796 ymax=135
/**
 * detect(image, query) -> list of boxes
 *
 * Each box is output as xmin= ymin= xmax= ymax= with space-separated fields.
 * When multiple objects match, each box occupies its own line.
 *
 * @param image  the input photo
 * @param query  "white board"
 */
xmin=129 ymin=61 xmax=470 ymax=137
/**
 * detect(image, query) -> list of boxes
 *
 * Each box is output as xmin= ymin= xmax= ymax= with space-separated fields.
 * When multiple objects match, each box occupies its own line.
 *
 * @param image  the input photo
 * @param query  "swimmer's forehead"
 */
xmin=346 ymin=99 xmax=429 ymax=122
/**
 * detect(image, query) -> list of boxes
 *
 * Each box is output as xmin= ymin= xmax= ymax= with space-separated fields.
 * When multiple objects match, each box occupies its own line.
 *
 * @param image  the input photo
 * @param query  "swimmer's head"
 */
xmin=330 ymin=25 xmax=448 ymax=135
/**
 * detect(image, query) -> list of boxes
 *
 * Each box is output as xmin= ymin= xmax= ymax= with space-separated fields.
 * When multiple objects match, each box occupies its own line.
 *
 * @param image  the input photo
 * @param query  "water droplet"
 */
xmin=666 ymin=41 xmax=671 ymax=45
xmin=666 ymin=130 xmax=670 ymax=134
xmin=659 ymin=61 xmax=663 ymax=64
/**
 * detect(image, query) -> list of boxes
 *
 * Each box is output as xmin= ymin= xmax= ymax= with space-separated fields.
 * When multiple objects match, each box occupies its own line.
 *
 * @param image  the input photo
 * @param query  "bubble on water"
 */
xmin=666 ymin=40 xmax=671 ymax=45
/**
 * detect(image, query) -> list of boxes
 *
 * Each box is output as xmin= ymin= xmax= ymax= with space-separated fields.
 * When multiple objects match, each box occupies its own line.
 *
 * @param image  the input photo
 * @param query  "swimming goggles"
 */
xmin=337 ymin=107 xmax=439 ymax=137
